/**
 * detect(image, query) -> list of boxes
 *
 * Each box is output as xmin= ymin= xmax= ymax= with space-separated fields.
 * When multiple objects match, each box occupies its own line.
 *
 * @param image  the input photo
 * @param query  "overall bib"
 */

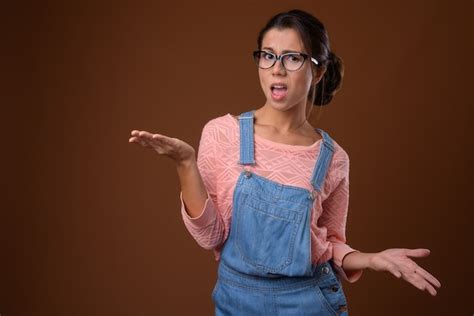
xmin=212 ymin=110 xmax=349 ymax=315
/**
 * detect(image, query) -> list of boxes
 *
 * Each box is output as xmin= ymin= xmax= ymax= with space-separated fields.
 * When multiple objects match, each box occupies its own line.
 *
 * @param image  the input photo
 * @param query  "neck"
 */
xmin=255 ymin=103 xmax=310 ymax=134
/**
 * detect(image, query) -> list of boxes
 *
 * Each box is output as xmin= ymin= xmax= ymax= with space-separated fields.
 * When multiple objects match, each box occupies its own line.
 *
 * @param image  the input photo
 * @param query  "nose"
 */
xmin=272 ymin=57 xmax=286 ymax=75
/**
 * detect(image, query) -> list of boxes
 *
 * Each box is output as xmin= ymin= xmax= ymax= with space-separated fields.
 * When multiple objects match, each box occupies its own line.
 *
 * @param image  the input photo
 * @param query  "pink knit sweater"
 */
xmin=180 ymin=113 xmax=364 ymax=283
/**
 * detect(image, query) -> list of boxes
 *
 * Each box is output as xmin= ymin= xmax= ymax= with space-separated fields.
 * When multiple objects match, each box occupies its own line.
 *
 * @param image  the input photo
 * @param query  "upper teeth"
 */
xmin=273 ymin=85 xmax=285 ymax=88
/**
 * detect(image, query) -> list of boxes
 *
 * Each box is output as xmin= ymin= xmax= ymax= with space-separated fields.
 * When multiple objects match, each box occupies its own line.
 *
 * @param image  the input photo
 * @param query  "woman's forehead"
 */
xmin=261 ymin=28 xmax=304 ymax=52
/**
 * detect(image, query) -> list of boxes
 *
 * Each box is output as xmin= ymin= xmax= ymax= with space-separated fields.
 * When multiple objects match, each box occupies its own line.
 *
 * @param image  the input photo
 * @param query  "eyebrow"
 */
xmin=262 ymin=47 xmax=301 ymax=54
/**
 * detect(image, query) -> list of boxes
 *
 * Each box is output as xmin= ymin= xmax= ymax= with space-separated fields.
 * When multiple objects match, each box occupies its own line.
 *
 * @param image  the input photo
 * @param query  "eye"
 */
xmin=263 ymin=52 xmax=275 ymax=60
xmin=287 ymin=54 xmax=303 ymax=62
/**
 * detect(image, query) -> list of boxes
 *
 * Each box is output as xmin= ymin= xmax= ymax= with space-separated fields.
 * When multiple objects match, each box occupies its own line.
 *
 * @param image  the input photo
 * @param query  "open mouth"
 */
xmin=271 ymin=84 xmax=288 ymax=99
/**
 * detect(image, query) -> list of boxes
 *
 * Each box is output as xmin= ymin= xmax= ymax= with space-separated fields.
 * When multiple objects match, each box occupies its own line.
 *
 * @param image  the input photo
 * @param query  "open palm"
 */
xmin=370 ymin=248 xmax=441 ymax=296
xmin=129 ymin=130 xmax=195 ymax=165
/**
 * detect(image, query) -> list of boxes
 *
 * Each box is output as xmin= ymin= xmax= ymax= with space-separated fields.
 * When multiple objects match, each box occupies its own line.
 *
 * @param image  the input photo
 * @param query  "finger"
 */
xmin=129 ymin=136 xmax=150 ymax=147
xmin=145 ymin=135 xmax=173 ymax=149
xmin=403 ymin=272 xmax=427 ymax=292
xmin=403 ymin=270 xmax=437 ymax=296
xmin=136 ymin=132 xmax=159 ymax=147
xmin=131 ymin=130 xmax=140 ymax=136
xmin=138 ymin=131 xmax=155 ymax=139
xmin=152 ymin=134 xmax=166 ymax=142
xmin=414 ymin=266 xmax=442 ymax=288
xmin=152 ymin=134 xmax=173 ymax=143
xmin=153 ymin=135 xmax=177 ymax=148
xmin=415 ymin=278 xmax=438 ymax=296
xmin=387 ymin=265 xmax=402 ymax=278
xmin=129 ymin=137 xmax=147 ymax=145
xmin=427 ymin=285 xmax=437 ymax=296
xmin=421 ymin=280 xmax=437 ymax=296
xmin=405 ymin=248 xmax=431 ymax=258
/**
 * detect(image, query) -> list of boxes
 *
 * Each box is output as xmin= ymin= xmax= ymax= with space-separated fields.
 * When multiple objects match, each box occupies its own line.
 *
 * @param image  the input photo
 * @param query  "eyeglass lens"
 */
xmin=254 ymin=51 xmax=305 ymax=71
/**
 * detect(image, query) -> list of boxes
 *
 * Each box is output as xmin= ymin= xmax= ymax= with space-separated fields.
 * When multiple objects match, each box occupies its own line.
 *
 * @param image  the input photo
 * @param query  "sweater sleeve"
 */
xmin=318 ymin=157 xmax=364 ymax=283
xmin=180 ymin=121 xmax=226 ymax=250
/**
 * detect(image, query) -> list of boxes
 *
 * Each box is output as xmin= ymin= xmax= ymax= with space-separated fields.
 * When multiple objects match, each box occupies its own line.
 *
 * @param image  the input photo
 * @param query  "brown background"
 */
xmin=1 ymin=0 xmax=472 ymax=315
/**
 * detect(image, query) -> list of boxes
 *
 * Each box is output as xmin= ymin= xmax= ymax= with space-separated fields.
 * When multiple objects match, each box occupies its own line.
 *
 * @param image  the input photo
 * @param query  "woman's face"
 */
xmin=258 ymin=27 xmax=316 ymax=112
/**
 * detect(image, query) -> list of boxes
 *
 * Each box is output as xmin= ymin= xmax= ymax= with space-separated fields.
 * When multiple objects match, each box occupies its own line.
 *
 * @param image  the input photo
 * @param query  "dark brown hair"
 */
xmin=256 ymin=9 xmax=344 ymax=106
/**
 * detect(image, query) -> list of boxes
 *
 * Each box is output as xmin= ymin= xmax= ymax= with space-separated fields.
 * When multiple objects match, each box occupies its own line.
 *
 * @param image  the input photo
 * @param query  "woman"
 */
xmin=129 ymin=9 xmax=441 ymax=315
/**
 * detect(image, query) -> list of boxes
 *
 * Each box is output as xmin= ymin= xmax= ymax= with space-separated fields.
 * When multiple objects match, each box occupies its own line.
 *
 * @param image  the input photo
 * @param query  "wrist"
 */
xmin=175 ymin=156 xmax=196 ymax=169
xmin=366 ymin=252 xmax=379 ymax=270
xmin=342 ymin=251 xmax=377 ymax=271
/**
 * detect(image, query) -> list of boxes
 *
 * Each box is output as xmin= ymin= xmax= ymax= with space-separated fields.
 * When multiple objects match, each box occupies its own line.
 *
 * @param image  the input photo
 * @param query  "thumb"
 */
xmin=405 ymin=248 xmax=431 ymax=258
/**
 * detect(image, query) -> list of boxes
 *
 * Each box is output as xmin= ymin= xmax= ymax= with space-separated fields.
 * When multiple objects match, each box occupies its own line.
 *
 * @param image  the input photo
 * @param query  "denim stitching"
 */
xmin=314 ymin=285 xmax=339 ymax=316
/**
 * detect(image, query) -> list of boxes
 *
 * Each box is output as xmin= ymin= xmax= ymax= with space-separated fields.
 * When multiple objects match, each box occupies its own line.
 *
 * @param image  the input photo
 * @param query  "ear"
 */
xmin=311 ymin=65 xmax=326 ymax=86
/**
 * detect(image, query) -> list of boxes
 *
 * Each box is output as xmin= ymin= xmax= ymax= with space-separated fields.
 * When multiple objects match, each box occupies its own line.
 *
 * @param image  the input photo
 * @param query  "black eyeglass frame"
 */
xmin=252 ymin=50 xmax=319 ymax=71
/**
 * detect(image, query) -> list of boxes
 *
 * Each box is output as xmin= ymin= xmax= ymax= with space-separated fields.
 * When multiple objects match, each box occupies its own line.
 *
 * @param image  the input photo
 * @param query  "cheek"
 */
xmin=293 ymin=72 xmax=313 ymax=94
xmin=258 ymin=72 xmax=269 ymax=91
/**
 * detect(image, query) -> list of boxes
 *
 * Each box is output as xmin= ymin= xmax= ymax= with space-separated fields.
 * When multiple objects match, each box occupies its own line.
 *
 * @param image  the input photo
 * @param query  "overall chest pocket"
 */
xmin=235 ymin=193 xmax=304 ymax=274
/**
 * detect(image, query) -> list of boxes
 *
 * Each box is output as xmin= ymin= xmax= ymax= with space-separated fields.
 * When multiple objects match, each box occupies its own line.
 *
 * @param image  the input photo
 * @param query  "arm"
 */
xmin=176 ymin=157 xmax=209 ymax=219
xmin=328 ymin=158 xmax=442 ymax=295
xmin=178 ymin=121 xmax=226 ymax=250
xmin=317 ymin=151 xmax=441 ymax=295
xmin=129 ymin=123 xmax=225 ymax=250
xmin=318 ymin=157 xmax=364 ymax=283
xmin=342 ymin=247 xmax=441 ymax=296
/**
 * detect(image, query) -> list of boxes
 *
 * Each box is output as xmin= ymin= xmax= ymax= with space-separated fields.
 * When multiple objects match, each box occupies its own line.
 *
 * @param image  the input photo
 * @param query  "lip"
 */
xmin=270 ymin=82 xmax=288 ymax=101
xmin=270 ymin=82 xmax=288 ymax=89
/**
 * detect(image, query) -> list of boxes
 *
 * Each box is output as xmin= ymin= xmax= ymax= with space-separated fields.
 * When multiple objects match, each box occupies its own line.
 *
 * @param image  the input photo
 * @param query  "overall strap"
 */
xmin=310 ymin=129 xmax=335 ymax=194
xmin=238 ymin=110 xmax=256 ymax=165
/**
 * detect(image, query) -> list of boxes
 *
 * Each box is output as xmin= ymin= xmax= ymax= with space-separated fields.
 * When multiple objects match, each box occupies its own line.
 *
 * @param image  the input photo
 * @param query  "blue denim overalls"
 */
xmin=211 ymin=110 xmax=349 ymax=315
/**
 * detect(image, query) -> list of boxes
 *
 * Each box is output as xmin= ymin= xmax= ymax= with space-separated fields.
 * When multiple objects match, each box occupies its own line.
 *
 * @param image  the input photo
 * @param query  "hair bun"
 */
xmin=314 ymin=51 xmax=344 ymax=105
xmin=327 ymin=51 xmax=334 ymax=62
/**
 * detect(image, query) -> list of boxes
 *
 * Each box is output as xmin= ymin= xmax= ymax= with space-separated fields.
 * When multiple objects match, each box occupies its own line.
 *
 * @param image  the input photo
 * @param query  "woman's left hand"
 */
xmin=368 ymin=248 xmax=442 ymax=296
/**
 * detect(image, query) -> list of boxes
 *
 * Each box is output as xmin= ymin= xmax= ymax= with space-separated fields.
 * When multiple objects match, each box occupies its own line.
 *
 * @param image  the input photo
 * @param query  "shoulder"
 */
xmin=201 ymin=113 xmax=238 ymax=137
xmin=326 ymin=134 xmax=350 ymax=179
xmin=203 ymin=113 xmax=237 ymax=130
xmin=198 ymin=113 xmax=239 ymax=149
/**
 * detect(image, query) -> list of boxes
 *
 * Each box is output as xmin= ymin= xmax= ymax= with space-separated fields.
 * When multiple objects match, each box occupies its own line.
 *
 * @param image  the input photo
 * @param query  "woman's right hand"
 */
xmin=129 ymin=130 xmax=196 ymax=166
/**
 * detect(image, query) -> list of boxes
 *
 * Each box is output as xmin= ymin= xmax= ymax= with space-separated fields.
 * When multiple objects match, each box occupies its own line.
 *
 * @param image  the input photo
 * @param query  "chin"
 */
xmin=266 ymin=101 xmax=297 ymax=112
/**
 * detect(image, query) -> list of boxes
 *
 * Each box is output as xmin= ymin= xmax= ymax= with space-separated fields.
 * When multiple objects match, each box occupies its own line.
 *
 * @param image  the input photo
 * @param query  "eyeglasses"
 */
xmin=252 ymin=50 xmax=319 ymax=71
